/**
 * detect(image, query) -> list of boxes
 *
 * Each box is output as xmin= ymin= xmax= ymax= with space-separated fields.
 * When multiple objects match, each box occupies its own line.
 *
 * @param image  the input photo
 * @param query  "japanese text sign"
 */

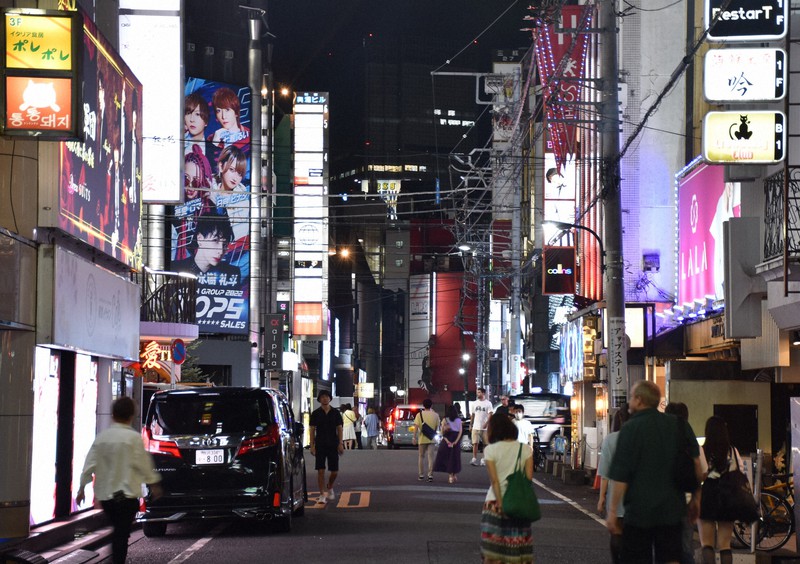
xmin=704 ymin=48 xmax=785 ymax=102
xmin=5 ymin=12 xmax=74 ymax=70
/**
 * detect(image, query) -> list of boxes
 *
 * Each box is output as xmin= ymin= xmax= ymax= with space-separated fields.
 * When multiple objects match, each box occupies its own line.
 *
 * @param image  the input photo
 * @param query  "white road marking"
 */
xmin=533 ymin=478 xmax=606 ymax=526
xmin=167 ymin=523 xmax=227 ymax=563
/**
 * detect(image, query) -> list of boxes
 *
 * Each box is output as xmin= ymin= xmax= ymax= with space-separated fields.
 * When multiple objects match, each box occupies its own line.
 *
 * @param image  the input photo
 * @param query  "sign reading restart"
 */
xmin=705 ymin=0 xmax=787 ymax=42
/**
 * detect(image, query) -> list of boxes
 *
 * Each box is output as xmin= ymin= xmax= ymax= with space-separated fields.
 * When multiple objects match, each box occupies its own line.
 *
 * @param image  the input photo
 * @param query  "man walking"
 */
xmin=470 ymin=387 xmax=493 ymax=466
xmin=76 ymin=396 xmax=162 ymax=564
xmin=412 ymin=398 xmax=440 ymax=481
xmin=606 ymin=380 xmax=703 ymax=564
xmin=309 ymin=390 xmax=344 ymax=503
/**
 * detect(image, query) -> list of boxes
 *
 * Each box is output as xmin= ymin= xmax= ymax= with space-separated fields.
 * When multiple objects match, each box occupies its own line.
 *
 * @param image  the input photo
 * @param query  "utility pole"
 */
xmin=246 ymin=7 xmax=263 ymax=387
xmin=599 ymin=0 xmax=627 ymax=407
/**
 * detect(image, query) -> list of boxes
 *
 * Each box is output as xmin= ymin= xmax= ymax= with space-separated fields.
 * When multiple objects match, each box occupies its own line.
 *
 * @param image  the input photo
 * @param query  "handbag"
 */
xmin=419 ymin=412 xmax=437 ymax=440
xmin=502 ymin=444 xmax=541 ymax=522
xmin=674 ymin=417 xmax=699 ymax=493
xmin=718 ymin=448 xmax=760 ymax=524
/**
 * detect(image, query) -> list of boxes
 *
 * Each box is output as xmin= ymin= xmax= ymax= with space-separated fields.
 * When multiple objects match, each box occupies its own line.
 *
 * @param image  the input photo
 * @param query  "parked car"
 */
xmin=138 ymin=387 xmax=306 ymax=536
xmin=495 ymin=393 xmax=571 ymax=451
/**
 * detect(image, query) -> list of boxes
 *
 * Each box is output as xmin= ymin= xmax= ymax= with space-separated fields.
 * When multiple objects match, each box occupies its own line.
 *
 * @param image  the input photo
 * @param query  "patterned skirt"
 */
xmin=480 ymin=501 xmax=534 ymax=563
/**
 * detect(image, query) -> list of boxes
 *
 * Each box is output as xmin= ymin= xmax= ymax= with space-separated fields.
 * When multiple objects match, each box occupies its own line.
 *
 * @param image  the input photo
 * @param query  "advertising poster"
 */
xmin=71 ymin=354 xmax=97 ymax=511
xmin=58 ymin=11 xmax=143 ymax=269
xmin=170 ymin=78 xmax=251 ymax=334
xmin=678 ymin=162 xmax=741 ymax=306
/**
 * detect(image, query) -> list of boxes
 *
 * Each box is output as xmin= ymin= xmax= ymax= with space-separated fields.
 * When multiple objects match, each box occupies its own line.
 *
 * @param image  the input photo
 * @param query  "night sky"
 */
xmin=265 ymin=1 xmax=531 ymax=92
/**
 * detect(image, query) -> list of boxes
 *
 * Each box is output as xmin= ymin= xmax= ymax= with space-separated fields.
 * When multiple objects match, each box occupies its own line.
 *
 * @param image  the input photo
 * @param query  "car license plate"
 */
xmin=196 ymin=449 xmax=225 ymax=465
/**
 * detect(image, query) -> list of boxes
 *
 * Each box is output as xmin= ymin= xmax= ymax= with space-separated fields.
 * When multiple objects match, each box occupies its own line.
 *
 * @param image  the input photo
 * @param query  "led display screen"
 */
xmin=58 ymin=11 xmax=142 ymax=269
xmin=119 ymin=0 xmax=182 ymax=203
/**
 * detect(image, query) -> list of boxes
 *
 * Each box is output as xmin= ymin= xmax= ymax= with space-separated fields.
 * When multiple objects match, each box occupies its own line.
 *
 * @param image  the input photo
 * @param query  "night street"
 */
xmin=122 ymin=448 xmax=611 ymax=564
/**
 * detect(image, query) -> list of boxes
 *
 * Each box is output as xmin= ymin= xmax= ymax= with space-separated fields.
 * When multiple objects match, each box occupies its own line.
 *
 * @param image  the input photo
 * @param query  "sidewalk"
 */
xmin=535 ymin=457 xmax=800 ymax=564
xmin=0 ymin=510 xmax=112 ymax=564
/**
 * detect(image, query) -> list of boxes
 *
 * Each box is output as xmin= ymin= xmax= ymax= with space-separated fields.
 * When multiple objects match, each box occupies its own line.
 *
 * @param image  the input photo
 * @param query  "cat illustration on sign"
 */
xmin=730 ymin=114 xmax=753 ymax=140
xmin=19 ymin=80 xmax=61 ymax=112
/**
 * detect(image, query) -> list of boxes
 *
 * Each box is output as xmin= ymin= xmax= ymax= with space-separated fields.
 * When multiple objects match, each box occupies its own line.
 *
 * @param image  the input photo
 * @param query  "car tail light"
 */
xmin=386 ymin=421 xmax=394 ymax=431
xmin=272 ymin=492 xmax=281 ymax=507
xmin=142 ymin=428 xmax=182 ymax=458
xmin=236 ymin=424 xmax=280 ymax=457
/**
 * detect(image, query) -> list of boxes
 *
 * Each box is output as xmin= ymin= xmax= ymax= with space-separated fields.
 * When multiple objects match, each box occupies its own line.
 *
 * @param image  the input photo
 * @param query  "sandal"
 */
xmin=427 ymin=475 xmax=433 ymax=482
xmin=448 ymin=476 xmax=454 ymax=484
xmin=418 ymin=475 xmax=424 ymax=481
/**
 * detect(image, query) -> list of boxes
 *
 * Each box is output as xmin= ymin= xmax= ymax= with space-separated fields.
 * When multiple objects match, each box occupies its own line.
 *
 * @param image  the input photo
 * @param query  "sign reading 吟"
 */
xmin=704 ymin=48 xmax=785 ymax=102
xmin=702 ymin=111 xmax=785 ymax=164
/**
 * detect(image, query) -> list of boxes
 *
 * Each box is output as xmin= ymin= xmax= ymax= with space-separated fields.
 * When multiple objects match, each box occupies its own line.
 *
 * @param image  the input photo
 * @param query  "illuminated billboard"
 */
xmin=169 ymin=78 xmax=251 ymax=335
xmin=542 ymin=246 xmax=576 ymax=295
xmin=292 ymin=92 xmax=329 ymax=337
xmin=702 ymin=110 xmax=785 ymax=164
xmin=58 ymin=11 xmax=142 ymax=269
xmin=2 ymin=9 xmax=80 ymax=138
xmin=704 ymin=48 xmax=786 ymax=102
xmin=677 ymin=161 xmax=740 ymax=307
xmin=119 ymin=0 xmax=182 ymax=203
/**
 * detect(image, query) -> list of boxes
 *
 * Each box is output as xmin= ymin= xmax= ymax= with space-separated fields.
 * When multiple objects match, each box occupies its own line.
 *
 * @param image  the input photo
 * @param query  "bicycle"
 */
xmin=733 ymin=473 xmax=795 ymax=552
xmin=532 ymin=425 xmax=546 ymax=472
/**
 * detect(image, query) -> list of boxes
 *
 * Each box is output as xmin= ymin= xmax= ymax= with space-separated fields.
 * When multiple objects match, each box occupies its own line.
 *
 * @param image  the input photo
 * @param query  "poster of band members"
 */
xmin=171 ymin=78 xmax=251 ymax=334
xmin=58 ymin=11 xmax=143 ymax=269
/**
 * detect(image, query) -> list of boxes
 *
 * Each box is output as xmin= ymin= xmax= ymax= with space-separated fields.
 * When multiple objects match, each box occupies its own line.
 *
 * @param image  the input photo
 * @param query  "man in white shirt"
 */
xmin=77 ymin=397 xmax=162 ymax=564
xmin=470 ymin=387 xmax=493 ymax=466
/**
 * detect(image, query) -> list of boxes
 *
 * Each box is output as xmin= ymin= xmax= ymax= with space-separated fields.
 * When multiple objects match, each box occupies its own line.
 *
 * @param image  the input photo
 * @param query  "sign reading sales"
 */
xmin=702 ymin=111 xmax=785 ymax=164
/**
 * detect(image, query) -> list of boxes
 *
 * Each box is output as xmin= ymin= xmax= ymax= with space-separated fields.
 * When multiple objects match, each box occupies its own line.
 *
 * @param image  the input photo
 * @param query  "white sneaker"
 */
xmin=480 ymin=458 xmax=486 ymax=466
xmin=470 ymin=458 xmax=479 ymax=466
xmin=316 ymin=494 xmax=327 ymax=504
xmin=327 ymin=488 xmax=336 ymax=501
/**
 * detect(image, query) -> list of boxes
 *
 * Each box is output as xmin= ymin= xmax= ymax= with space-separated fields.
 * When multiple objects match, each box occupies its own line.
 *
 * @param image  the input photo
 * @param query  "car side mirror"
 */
xmin=294 ymin=421 xmax=304 ymax=437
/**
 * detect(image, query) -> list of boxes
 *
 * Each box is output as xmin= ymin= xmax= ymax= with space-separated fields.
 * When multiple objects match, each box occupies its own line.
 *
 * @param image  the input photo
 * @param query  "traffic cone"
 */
xmin=592 ymin=470 xmax=601 ymax=490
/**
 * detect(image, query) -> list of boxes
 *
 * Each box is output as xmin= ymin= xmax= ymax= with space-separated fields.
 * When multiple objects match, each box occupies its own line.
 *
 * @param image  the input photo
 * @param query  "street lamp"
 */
xmin=544 ymin=221 xmax=606 ymax=272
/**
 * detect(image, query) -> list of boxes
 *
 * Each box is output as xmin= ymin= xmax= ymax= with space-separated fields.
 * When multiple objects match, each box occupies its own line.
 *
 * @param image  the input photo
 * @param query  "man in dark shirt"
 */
xmin=495 ymin=395 xmax=511 ymax=418
xmin=309 ymin=390 xmax=344 ymax=504
xmin=606 ymin=380 xmax=702 ymax=564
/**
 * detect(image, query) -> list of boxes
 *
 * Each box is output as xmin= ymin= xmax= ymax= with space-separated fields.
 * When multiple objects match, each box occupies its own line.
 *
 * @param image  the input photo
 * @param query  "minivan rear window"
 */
xmin=148 ymin=395 xmax=273 ymax=435
xmin=394 ymin=407 xmax=421 ymax=421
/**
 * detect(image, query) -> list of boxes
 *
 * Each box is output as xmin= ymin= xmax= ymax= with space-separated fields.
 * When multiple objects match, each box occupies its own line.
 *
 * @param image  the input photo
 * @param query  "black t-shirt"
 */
xmin=310 ymin=406 xmax=344 ymax=450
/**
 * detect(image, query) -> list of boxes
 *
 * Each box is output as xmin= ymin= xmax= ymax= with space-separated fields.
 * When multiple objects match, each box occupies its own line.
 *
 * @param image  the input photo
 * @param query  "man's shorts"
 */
xmin=471 ymin=428 xmax=487 ymax=444
xmin=621 ymin=522 xmax=683 ymax=563
xmin=315 ymin=447 xmax=339 ymax=472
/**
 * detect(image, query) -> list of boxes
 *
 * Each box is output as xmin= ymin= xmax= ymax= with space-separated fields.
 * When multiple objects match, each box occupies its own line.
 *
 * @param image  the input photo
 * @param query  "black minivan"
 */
xmin=138 ymin=387 xmax=306 ymax=535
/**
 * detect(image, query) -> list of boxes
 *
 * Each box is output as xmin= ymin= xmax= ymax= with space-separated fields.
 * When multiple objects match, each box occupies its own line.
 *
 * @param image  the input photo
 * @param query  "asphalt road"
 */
xmin=124 ymin=447 xmax=612 ymax=563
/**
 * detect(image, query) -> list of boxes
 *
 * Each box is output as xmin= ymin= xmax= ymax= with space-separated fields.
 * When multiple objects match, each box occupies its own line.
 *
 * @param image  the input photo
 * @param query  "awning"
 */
xmin=652 ymin=325 xmax=685 ymax=359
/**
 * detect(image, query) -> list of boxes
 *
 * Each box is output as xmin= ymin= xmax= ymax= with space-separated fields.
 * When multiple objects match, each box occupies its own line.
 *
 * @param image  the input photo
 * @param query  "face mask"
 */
xmin=515 ymin=413 xmax=523 ymax=420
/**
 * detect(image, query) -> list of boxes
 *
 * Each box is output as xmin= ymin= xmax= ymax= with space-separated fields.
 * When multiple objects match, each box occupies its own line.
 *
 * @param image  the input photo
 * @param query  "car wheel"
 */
xmin=142 ymin=522 xmax=167 ymax=538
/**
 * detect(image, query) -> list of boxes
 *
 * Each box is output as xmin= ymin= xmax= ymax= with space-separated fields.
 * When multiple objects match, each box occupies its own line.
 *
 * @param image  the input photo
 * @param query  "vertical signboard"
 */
xmin=170 ymin=78 xmax=251 ymax=335
xmin=702 ymin=110 xmax=785 ymax=164
xmin=2 ymin=9 xmax=80 ymax=137
xmin=292 ymin=92 xmax=329 ymax=337
xmin=677 ymin=161 xmax=741 ymax=307
xmin=58 ymin=11 xmax=143 ymax=269
xmin=119 ymin=0 xmax=182 ymax=203
xmin=264 ymin=313 xmax=284 ymax=370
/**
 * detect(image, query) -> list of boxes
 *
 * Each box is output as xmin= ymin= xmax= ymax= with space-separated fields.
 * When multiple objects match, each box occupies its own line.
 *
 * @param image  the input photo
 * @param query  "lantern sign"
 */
xmin=1 ymin=9 xmax=80 ymax=138
xmin=705 ymin=0 xmax=787 ymax=42
xmin=704 ymin=48 xmax=785 ymax=102
xmin=702 ymin=111 xmax=785 ymax=164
